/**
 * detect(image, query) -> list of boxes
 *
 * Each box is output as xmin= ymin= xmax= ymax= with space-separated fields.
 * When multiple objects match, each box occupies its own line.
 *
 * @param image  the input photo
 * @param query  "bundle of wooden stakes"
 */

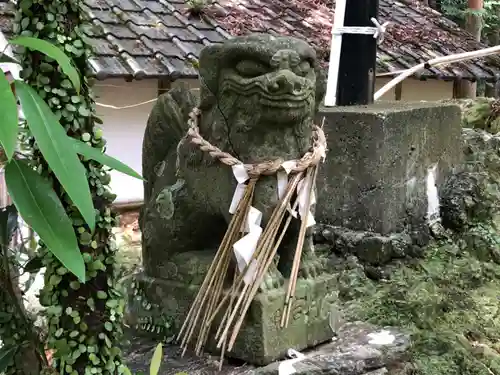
xmin=176 ymin=164 xmax=317 ymax=368
xmin=176 ymin=108 xmax=326 ymax=367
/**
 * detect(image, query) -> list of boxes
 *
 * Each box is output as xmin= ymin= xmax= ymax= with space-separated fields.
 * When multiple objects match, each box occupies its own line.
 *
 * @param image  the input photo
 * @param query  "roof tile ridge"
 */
xmin=105 ymin=35 xmax=146 ymax=78
xmin=153 ymin=51 xmax=178 ymax=73
xmin=202 ymin=1 xmax=234 ymax=39
xmin=87 ymin=18 xmax=145 ymax=78
xmin=126 ymin=0 xmax=148 ymax=12
xmin=90 ymin=18 xmax=137 ymax=41
xmin=153 ymin=0 xmax=202 ymax=50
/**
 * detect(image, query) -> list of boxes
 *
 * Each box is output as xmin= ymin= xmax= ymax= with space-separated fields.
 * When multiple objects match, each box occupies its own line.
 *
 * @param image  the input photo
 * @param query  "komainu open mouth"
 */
xmin=259 ymin=97 xmax=309 ymax=109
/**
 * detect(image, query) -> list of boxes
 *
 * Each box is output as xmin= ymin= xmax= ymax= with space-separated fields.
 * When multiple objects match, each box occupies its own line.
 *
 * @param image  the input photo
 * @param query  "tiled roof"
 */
xmin=0 ymin=0 xmax=231 ymax=79
xmin=1 ymin=0 xmax=500 ymax=81
xmin=206 ymin=0 xmax=500 ymax=82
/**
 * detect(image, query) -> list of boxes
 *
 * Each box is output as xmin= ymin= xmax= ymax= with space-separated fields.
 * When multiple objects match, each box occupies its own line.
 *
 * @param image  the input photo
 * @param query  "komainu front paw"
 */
xmin=298 ymin=256 xmax=327 ymax=279
xmin=259 ymin=263 xmax=284 ymax=292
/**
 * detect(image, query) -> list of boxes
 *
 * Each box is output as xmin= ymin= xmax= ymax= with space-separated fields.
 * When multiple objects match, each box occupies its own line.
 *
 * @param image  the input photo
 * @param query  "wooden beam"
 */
xmin=112 ymin=200 xmax=143 ymax=212
xmin=157 ymin=77 xmax=171 ymax=96
xmin=336 ymin=0 xmax=380 ymax=105
xmin=395 ymin=81 xmax=403 ymax=100
xmin=455 ymin=0 xmax=483 ymax=98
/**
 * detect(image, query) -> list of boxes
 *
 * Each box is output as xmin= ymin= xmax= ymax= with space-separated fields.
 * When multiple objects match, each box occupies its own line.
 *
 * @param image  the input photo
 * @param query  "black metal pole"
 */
xmin=336 ymin=0 xmax=380 ymax=106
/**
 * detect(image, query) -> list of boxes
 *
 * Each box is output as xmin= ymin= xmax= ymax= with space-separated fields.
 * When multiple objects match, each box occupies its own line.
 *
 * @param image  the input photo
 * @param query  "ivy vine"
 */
xmin=15 ymin=0 xmax=127 ymax=374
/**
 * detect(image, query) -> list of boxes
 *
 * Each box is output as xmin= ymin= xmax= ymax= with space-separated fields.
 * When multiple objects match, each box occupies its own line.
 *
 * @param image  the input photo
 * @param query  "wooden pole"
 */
xmin=336 ymin=0 xmax=380 ymax=106
xmin=324 ymin=0 xmax=347 ymax=106
xmin=455 ymin=0 xmax=483 ymax=98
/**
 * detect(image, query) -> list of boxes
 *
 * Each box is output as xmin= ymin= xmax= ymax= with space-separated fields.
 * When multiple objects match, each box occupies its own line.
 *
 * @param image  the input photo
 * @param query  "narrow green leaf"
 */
xmin=9 ymin=36 xmax=80 ymax=92
xmin=0 ymin=204 xmax=18 ymax=248
xmin=0 ymin=345 xmax=18 ymax=372
xmin=5 ymin=159 xmax=86 ymax=282
xmin=70 ymin=138 xmax=144 ymax=181
xmin=0 ymin=53 xmax=19 ymax=64
xmin=15 ymin=81 xmax=95 ymax=231
xmin=0 ymin=312 xmax=12 ymax=323
xmin=149 ymin=343 xmax=163 ymax=375
xmin=23 ymin=256 xmax=44 ymax=273
xmin=0 ymin=69 xmax=19 ymax=160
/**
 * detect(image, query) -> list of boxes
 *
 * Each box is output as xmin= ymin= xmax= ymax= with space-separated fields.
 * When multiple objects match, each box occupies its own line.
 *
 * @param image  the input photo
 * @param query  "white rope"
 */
xmin=332 ymin=17 xmax=390 ymax=45
xmin=374 ymin=44 xmax=500 ymax=100
xmin=95 ymin=98 xmax=157 ymax=109
xmin=94 ymin=83 xmax=165 ymax=89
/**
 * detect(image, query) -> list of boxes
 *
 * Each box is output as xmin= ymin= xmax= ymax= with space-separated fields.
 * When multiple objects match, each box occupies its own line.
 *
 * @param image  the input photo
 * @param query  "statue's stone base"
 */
xmin=126 ymin=272 xmax=339 ymax=365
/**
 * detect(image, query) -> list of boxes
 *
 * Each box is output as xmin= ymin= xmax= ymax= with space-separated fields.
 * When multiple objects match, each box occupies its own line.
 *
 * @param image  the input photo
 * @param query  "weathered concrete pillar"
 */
xmin=316 ymin=102 xmax=463 ymax=235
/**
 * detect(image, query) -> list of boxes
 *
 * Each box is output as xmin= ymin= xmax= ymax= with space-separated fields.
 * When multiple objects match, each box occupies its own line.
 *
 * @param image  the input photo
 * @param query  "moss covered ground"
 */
xmin=336 ymin=98 xmax=500 ymax=374
xmin=341 ymin=229 xmax=500 ymax=374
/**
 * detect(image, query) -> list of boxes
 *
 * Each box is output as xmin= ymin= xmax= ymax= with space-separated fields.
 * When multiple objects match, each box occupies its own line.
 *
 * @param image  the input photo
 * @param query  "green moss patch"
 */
xmin=340 ymin=223 xmax=500 ymax=374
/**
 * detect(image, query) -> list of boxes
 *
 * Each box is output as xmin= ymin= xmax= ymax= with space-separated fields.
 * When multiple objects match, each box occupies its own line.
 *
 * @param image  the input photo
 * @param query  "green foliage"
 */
xmin=70 ymin=138 xmax=144 ymax=181
xmin=0 ymin=70 xmax=19 ymax=161
xmin=116 ymin=343 xmax=186 ymax=375
xmin=0 ymin=54 xmax=19 ymax=64
xmin=0 ymin=345 xmax=19 ymax=373
xmin=342 ymin=230 xmax=500 ymax=374
xmin=186 ymin=0 xmax=208 ymax=14
xmin=440 ymin=0 xmax=468 ymax=22
xmin=149 ymin=343 xmax=162 ymax=375
xmin=0 ymin=36 xmax=142 ymax=283
xmin=10 ymin=36 xmax=81 ymax=94
xmin=0 ymin=206 xmax=23 ymax=374
xmin=13 ymin=2 xmax=135 ymax=374
xmin=14 ymin=79 xmax=96 ymax=232
xmin=0 ymin=16 xmax=141 ymax=375
xmin=460 ymin=98 xmax=500 ymax=133
xmin=439 ymin=0 xmax=500 ymax=38
xmin=5 ymin=159 xmax=85 ymax=281
xmin=0 ymin=204 xmax=47 ymax=374
xmin=483 ymin=0 xmax=500 ymax=35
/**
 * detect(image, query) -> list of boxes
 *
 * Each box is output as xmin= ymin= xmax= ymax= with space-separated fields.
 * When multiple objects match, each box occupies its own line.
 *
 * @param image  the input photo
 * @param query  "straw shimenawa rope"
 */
xmin=177 ymin=107 xmax=327 ymax=365
xmin=179 ymin=107 xmax=327 ymax=176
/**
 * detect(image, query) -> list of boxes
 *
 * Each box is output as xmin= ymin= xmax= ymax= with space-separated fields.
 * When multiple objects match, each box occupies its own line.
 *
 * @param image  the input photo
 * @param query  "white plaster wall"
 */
xmin=375 ymin=77 xmax=454 ymax=101
xmin=175 ymin=77 xmax=454 ymax=102
xmin=93 ymin=78 xmax=157 ymax=204
xmin=171 ymin=78 xmax=201 ymax=90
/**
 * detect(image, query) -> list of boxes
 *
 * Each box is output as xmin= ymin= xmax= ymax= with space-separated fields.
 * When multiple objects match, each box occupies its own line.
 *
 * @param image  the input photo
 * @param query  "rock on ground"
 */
xmin=122 ymin=322 xmax=410 ymax=375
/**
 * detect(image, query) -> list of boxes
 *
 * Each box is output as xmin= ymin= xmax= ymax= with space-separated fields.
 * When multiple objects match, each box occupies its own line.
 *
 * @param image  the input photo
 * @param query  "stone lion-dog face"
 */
xmin=196 ymin=33 xmax=325 ymax=164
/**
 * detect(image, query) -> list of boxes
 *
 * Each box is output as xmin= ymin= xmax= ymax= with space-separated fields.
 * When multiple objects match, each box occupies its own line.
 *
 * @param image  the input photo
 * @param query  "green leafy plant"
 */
xmin=140 ymin=343 xmax=187 ymax=375
xmin=150 ymin=343 xmax=163 ymax=375
xmin=186 ymin=0 xmax=209 ymax=15
xmin=0 ymin=36 xmax=142 ymax=282
xmin=0 ymin=204 xmax=47 ymax=374
xmin=0 ymin=32 xmax=141 ymax=374
xmin=438 ymin=0 xmax=500 ymax=40
xmin=14 ymin=1 xmax=140 ymax=372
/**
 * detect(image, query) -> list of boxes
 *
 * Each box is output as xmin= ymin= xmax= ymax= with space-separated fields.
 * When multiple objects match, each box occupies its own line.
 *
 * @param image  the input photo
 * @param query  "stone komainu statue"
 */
xmin=140 ymin=34 xmax=326 ymax=287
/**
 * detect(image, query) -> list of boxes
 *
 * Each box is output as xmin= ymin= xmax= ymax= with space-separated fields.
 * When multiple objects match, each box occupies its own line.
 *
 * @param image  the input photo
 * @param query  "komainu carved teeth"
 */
xmin=259 ymin=98 xmax=308 ymax=108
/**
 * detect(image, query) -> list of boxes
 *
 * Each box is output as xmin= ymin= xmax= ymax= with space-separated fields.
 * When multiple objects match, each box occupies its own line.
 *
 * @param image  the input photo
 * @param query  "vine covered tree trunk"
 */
xmin=0 ymin=206 xmax=44 ymax=375
xmin=15 ymin=1 xmax=126 ymax=374
xmin=0 ymin=76 xmax=45 ymax=375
